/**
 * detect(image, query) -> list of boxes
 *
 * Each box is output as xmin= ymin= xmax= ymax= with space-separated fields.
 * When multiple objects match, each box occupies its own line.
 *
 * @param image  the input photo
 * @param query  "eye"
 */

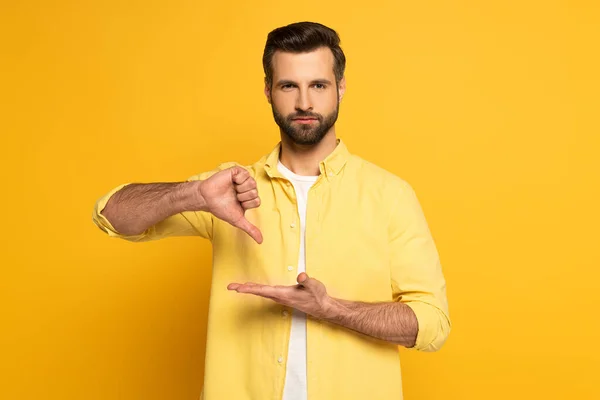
xmin=313 ymin=83 xmax=326 ymax=89
xmin=281 ymin=84 xmax=296 ymax=90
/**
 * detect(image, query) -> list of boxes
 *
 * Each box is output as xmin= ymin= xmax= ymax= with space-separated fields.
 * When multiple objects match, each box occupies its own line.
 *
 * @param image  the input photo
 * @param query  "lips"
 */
xmin=292 ymin=118 xmax=318 ymax=124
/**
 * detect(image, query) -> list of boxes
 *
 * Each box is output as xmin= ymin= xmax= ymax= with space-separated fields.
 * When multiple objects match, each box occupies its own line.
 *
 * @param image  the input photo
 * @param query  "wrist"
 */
xmin=322 ymin=296 xmax=349 ymax=321
xmin=177 ymin=181 xmax=208 ymax=212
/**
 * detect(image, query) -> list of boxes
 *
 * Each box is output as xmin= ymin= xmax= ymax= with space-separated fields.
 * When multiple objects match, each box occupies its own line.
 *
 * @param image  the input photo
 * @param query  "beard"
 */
xmin=271 ymin=101 xmax=339 ymax=146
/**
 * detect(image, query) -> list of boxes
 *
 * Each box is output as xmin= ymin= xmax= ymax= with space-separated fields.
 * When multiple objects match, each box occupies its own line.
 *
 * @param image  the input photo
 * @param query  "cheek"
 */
xmin=315 ymin=93 xmax=338 ymax=113
xmin=272 ymin=94 xmax=295 ymax=114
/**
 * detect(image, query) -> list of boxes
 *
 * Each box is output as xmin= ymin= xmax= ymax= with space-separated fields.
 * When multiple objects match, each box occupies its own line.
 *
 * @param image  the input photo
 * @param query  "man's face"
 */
xmin=265 ymin=47 xmax=346 ymax=146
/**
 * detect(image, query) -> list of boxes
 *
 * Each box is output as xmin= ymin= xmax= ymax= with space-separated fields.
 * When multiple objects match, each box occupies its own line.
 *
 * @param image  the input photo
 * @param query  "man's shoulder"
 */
xmin=349 ymin=154 xmax=413 ymax=193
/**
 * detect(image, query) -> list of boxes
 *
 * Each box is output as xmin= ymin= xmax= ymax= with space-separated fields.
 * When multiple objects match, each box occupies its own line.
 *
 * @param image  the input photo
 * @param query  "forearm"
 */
xmin=101 ymin=181 xmax=206 ymax=235
xmin=322 ymin=298 xmax=418 ymax=347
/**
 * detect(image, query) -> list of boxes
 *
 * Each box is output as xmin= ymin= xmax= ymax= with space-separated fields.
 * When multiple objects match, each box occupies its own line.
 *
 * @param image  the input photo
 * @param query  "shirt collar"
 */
xmin=263 ymin=138 xmax=350 ymax=182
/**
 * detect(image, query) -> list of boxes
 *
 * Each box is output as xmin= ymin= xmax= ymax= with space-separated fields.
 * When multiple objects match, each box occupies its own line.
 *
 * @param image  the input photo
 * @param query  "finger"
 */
xmin=233 ymin=216 xmax=263 ymax=244
xmin=232 ymin=169 xmax=255 ymax=192
xmin=231 ymin=167 xmax=250 ymax=185
xmin=241 ymin=197 xmax=261 ymax=210
xmin=297 ymin=272 xmax=310 ymax=285
xmin=297 ymin=273 xmax=319 ymax=290
xmin=234 ymin=291 xmax=278 ymax=301
xmin=227 ymin=282 xmax=260 ymax=290
xmin=238 ymin=284 xmax=278 ymax=298
xmin=235 ymin=177 xmax=256 ymax=193
xmin=237 ymin=189 xmax=259 ymax=202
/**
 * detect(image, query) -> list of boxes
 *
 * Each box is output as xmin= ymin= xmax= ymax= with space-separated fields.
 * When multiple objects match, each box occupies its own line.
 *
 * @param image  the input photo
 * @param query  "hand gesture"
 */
xmin=199 ymin=166 xmax=263 ymax=243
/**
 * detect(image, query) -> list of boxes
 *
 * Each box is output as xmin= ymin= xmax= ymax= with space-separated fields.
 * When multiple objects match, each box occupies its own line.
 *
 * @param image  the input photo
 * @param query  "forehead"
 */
xmin=271 ymin=47 xmax=335 ymax=81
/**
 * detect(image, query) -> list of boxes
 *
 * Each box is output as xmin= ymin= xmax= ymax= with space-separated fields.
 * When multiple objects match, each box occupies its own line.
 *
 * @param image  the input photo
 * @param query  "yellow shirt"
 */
xmin=92 ymin=138 xmax=451 ymax=400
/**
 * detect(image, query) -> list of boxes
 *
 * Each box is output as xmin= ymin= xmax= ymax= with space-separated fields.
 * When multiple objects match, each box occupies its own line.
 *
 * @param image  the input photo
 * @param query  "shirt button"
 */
xmin=287 ymin=265 xmax=294 ymax=271
xmin=282 ymin=310 xmax=289 ymax=317
xmin=290 ymin=222 xmax=296 ymax=228
xmin=278 ymin=356 xmax=284 ymax=363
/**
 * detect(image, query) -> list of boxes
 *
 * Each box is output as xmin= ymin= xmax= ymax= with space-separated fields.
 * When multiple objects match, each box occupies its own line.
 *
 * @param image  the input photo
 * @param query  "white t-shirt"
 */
xmin=277 ymin=160 xmax=318 ymax=400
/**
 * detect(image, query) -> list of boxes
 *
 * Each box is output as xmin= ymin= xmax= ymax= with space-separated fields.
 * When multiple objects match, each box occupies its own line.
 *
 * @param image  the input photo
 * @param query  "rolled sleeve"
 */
xmin=388 ymin=180 xmax=451 ymax=352
xmin=405 ymin=300 xmax=451 ymax=352
xmin=92 ymin=183 xmax=148 ymax=241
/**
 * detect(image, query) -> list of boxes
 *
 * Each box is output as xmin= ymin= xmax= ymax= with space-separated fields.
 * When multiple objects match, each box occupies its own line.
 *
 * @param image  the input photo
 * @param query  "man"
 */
xmin=93 ymin=21 xmax=450 ymax=400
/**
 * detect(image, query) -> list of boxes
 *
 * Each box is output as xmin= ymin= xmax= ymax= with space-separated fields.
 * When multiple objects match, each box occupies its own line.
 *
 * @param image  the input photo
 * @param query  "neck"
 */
xmin=279 ymin=129 xmax=338 ymax=176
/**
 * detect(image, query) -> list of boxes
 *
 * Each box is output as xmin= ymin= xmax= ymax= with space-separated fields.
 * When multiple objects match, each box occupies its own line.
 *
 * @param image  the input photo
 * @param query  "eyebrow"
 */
xmin=276 ymin=79 xmax=333 ymax=86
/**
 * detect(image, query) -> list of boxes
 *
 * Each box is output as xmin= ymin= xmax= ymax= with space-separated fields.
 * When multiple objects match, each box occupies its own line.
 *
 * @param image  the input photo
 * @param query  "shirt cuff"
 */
xmin=91 ymin=183 xmax=146 ymax=241
xmin=405 ymin=301 xmax=450 ymax=352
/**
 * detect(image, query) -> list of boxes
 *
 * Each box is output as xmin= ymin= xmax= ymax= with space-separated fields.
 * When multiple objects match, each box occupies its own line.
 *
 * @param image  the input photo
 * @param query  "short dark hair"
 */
xmin=262 ymin=21 xmax=346 ymax=87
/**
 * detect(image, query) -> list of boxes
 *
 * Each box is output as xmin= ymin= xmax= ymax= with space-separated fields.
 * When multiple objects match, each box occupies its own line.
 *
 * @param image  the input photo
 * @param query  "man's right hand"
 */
xmin=197 ymin=166 xmax=263 ymax=244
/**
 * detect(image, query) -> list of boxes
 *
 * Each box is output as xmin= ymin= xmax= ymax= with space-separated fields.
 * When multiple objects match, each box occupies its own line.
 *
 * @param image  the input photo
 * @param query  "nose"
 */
xmin=295 ymin=88 xmax=312 ymax=112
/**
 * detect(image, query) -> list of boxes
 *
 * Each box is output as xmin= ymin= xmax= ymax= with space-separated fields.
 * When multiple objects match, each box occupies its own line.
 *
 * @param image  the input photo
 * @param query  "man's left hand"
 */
xmin=227 ymin=272 xmax=337 ymax=320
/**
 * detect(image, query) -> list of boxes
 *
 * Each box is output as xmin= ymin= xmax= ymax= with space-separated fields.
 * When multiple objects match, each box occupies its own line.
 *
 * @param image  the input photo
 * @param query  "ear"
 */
xmin=338 ymin=76 xmax=346 ymax=102
xmin=264 ymin=78 xmax=272 ymax=104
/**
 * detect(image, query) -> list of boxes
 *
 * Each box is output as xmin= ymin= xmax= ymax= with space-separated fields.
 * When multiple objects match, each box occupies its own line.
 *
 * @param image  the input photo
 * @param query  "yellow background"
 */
xmin=2 ymin=1 xmax=599 ymax=399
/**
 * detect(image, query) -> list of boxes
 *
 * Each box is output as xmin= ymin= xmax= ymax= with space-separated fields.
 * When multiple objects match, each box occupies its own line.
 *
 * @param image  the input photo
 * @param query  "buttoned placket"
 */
xmin=264 ymin=153 xmax=335 ymax=395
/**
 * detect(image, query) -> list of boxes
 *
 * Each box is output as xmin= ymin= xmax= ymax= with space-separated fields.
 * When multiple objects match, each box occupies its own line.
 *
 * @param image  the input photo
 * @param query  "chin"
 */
xmin=290 ymin=134 xmax=326 ymax=146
